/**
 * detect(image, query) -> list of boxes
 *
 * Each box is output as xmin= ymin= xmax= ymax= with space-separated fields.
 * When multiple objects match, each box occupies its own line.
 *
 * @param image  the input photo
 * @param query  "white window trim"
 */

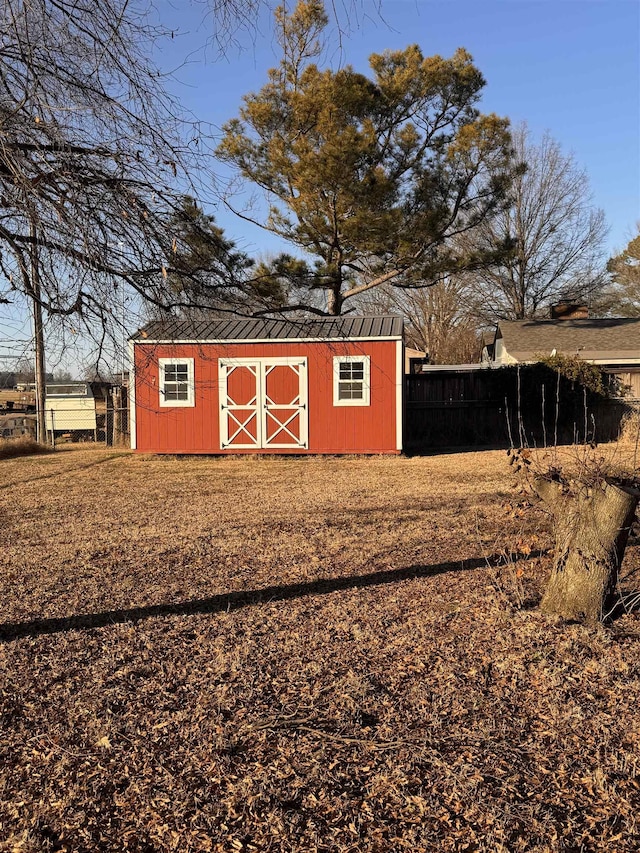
xmin=396 ymin=339 xmax=403 ymax=450
xmin=159 ymin=357 xmax=195 ymax=407
xmin=129 ymin=340 xmax=137 ymax=448
xmin=333 ymin=355 xmax=371 ymax=407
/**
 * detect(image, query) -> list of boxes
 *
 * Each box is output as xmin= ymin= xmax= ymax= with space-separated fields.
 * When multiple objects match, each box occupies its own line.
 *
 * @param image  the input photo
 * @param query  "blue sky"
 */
xmin=155 ymin=0 xmax=640 ymax=256
xmin=2 ymin=0 xmax=638 ymax=375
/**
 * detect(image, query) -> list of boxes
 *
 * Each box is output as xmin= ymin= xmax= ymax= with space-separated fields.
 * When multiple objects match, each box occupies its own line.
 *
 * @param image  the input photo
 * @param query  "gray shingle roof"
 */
xmin=132 ymin=315 xmax=404 ymax=342
xmin=498 ymin=318 xmax=640 ymax=362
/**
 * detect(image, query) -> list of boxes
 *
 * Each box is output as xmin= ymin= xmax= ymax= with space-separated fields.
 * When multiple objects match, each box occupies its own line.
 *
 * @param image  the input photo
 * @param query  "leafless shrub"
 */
xmin=619 ymin=409 xmax=640 ymax=462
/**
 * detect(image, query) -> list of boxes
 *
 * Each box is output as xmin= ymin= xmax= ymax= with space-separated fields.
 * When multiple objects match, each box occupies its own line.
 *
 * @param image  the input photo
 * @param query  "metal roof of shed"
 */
xmin=132 ymin=315 xmax=404 ymax=342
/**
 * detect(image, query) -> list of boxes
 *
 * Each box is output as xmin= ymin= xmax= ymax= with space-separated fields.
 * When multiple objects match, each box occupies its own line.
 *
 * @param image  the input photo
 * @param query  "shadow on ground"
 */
xmin=0 ymin=452 xmax=128 ymax=491
xmin=0 ymin=550 xmax=549 ymax=643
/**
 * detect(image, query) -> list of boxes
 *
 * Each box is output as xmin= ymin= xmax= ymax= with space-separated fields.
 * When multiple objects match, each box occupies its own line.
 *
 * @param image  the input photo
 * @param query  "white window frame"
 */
xmin=159 ymin=357 xmax=195 ymax=407
xmin=333 ymin=355 xmax=370 ymax=407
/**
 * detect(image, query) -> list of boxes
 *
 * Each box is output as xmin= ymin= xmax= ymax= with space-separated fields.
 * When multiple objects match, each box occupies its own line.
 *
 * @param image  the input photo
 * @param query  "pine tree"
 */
xmin=217 ymin=1 xmax=517 ymax=315
xmin=605 ymin=229 xmax=640 ymax=316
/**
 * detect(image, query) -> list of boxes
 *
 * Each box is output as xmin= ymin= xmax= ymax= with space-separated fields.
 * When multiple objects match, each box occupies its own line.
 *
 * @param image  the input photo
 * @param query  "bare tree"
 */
xmin=0 ymin=0 xmax=238 ymax=437
xmin=203 ymin=0 xmax=383 ymax=53
xmin=460 ymin=124 xmax=608 ymax=323
xmin=2 ymin=0 xmax=269 ymax=439
xmin=358 ymin=277 xmax=481 ymax=364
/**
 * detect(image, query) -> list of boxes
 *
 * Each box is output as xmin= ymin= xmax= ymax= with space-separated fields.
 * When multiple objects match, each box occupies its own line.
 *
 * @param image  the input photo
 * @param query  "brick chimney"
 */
xmin=550 ymin=302 xmax=589 ymax=320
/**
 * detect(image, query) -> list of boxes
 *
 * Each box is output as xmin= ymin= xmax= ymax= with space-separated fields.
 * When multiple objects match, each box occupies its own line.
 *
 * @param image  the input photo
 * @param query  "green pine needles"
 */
xmin=217 ymin=1 xmax=520 ymax=315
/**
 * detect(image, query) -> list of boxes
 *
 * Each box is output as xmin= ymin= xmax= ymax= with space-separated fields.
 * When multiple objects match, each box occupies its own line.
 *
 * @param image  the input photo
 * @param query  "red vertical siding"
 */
xmin=133 ymin=339 xmax=400 ymax=454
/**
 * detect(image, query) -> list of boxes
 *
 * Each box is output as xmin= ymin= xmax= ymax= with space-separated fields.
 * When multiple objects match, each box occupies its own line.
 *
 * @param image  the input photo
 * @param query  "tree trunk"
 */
xmin=534 ymin=477 xmax=639 ymax=623
xmin=327 ymin=286 xmax=343 ymax=316
xmin=32 ymin=277 xmax=47 ymax=445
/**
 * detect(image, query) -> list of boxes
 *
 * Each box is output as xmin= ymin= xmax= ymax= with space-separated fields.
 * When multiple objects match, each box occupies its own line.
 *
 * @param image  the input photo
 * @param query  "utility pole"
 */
xmin=29 ymin=218 xmax=47 ymax=444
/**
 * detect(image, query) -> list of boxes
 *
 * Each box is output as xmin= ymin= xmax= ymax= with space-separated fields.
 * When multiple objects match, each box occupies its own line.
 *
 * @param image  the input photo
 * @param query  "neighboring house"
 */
xmin=405 ymin=347 xmax=427 ymax=373
xmin=129 ymin=316 xmax=404 ymax=455
xmin=487 ymin=315 xmax=640 ymax=400
xmin=0 ymin=413 xmax=36 ymax=440
xmin=479 ymin=330 xmax=496 ymax=362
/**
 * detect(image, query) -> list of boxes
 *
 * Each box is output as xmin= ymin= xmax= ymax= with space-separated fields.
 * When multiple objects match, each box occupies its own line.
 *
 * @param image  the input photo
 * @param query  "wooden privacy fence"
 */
xmin=404 ymin=365 xmax=632 ymax=451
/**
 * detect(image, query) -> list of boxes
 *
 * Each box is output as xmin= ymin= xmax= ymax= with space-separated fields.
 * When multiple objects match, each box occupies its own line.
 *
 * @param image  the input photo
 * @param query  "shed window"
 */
xmin=159 ymin=358 xmax=195 ymax=407
xmin=333 ymin=356 xmax=370 ymax=406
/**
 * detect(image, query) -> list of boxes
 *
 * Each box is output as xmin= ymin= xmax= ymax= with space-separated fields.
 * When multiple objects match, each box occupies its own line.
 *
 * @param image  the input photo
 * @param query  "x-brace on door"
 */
xmin=219 ymin=357 xmax=308 ymax=450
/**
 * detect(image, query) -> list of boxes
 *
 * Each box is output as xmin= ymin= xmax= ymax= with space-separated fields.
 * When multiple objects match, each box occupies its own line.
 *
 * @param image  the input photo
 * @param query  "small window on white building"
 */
xmin=159 ymin=358 xmax=195 ymax=407
xmin=333 ymin=355 xmax=370 ymax=406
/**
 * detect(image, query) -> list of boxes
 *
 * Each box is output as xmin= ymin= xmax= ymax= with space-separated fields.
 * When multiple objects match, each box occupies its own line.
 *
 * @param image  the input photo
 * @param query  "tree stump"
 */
xmin=534 ymin=477 xmax=639 ymax=623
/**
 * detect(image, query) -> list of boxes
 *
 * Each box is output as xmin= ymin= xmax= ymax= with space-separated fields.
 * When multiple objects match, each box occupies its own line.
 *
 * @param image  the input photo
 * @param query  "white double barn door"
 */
xmin=219 ymin=357 xmax=308 ymax=450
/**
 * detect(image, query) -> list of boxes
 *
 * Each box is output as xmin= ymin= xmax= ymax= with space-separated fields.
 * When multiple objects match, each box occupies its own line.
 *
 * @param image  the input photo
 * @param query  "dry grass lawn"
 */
xmin=0 ymin=438 xmax=49 ymax=461
xmin=1 ymin=446 xmax=639 ymax=852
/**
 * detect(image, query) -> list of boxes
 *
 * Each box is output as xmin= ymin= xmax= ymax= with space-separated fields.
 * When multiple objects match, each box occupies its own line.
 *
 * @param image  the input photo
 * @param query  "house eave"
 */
xmin=131 ymin=335 xmax=404 ymax=345
xmin=506 ymin=351 xmax=640 ymax=364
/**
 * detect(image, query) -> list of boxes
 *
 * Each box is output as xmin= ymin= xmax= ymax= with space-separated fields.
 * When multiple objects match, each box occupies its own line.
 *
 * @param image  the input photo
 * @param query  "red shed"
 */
xmin=129 ymin=315 xmax=404 ymax=454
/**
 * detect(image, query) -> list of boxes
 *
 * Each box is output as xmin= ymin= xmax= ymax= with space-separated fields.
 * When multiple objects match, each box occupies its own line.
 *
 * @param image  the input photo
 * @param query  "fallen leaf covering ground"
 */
xmin=1 ymin=446 xmax=639 ymax=852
